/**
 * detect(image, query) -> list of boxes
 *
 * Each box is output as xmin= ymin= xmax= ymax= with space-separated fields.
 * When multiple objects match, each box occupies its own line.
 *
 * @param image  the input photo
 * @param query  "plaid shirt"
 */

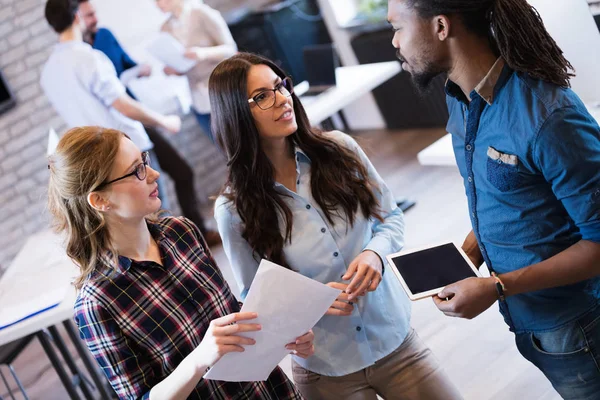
xmin=74 ymin=217 xmax=302 ymax=400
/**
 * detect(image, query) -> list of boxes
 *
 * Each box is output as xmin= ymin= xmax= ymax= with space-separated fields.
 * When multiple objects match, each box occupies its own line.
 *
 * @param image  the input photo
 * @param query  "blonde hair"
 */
xmin=48 ymin=126 xmax=123 ymax=289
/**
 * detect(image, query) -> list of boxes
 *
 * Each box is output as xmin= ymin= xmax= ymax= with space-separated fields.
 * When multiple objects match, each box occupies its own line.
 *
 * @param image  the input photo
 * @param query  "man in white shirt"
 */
xmin=41 ymin=0 xmax=181 ymax=207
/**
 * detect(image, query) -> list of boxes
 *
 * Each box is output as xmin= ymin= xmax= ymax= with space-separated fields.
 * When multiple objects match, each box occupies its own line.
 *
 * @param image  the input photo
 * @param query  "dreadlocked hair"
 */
xmin=408 ymin=0 xmax=575 ymax=88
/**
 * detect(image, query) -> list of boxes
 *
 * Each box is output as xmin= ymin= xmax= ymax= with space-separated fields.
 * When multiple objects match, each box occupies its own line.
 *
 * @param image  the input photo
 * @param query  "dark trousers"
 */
xmin=145 ymin=126 xmax=207 ymax=233
xmin=192 ymin=109 xmax=214 ymax=144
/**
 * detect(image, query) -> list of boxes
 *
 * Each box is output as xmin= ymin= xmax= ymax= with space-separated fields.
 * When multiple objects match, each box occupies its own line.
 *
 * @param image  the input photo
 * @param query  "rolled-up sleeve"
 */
xmin=214 ymin=196 xmax=261 ymax=300
xmin=74 ymin=298 xmax=154 ymax=400
xmin=85 ymin=50 xmax=126 ymax=107
xmin=534 ymin=106 xmax=600 ymax=243
xmin=329 ymin=131 xmax=405 ymax=259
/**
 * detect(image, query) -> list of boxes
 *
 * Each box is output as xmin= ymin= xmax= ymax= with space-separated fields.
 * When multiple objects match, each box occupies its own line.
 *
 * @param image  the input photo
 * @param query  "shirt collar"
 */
xmin=96 ymin=219 xmax=168 ymax=276
xmin=445 ymin=57 xmax=506 ymax=105
xmin=294 ymin=145 xmax=310 ymax=163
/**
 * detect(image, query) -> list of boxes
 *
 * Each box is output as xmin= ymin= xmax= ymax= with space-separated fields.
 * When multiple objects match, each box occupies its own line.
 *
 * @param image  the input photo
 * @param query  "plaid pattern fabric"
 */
xmin=74 ymin=216 xmax=302 ymax=400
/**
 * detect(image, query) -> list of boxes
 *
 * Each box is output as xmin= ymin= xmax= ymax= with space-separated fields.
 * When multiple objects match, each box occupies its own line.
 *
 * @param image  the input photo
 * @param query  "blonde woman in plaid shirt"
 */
xmin=47 ymin=126 xmax=313 ymax=399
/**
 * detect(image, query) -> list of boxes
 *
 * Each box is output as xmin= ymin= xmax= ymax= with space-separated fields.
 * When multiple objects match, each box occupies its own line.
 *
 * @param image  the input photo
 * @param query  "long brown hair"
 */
xmin=209 ymin=53 xmax=382 ymax=267
xmin=406 ymin=0 xmax=575 ymax=87
xmin=48 ymin=126 xmax=123 ymax=289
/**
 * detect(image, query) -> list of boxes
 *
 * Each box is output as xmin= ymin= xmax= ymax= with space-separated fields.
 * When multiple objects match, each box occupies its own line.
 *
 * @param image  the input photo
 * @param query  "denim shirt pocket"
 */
xmin=486 ymin=147 xmax=522 ymax=192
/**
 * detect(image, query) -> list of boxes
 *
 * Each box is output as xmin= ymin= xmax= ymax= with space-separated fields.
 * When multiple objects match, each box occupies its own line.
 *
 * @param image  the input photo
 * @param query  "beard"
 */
xmin=411 ymin=68 xmax=445 ymax=95
xmin=397 ymin=50 xmax=446 ymax=95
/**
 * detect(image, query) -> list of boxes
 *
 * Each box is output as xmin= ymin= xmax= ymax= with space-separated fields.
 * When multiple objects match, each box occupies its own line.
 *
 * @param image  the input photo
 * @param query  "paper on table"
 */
xmin=204 ymin=260 xmax=341 ymax=382
xmin=146 ymin=32 xmax=197 ymax=73
xmin=0 ymin=231 xmax=76 ymax=330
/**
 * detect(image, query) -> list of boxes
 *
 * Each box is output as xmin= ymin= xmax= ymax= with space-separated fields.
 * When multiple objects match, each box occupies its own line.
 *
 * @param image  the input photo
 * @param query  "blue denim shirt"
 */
xmin=446 ymin=59 xmax=600 ymax=333
xmin=215 ymin=131 xmax=411 ymax=376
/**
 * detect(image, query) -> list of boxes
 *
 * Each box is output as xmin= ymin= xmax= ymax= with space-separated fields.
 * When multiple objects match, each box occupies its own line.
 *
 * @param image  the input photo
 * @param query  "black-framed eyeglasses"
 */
xmin=95 ymin=151 xmax=150 ymax=191
xmin=247 ymin=77 xmax=294 ymax=110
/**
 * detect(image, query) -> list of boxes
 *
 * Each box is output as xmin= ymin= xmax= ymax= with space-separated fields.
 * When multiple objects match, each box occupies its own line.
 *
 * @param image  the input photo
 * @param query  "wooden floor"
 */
xmin=0 ymin=128 xmax=561 ymax=399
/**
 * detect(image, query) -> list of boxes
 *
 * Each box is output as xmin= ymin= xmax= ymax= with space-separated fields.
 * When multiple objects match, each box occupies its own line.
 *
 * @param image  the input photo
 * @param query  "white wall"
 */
xmin=92 ymin=0 xmax=166 ymax=49
xmin=528 ymin=0 xmax=600 ymax=104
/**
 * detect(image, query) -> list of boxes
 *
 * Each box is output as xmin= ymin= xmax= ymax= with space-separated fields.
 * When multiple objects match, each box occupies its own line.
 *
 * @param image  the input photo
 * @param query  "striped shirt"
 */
xmin=74 ymin=216 xmax=302 ymax=399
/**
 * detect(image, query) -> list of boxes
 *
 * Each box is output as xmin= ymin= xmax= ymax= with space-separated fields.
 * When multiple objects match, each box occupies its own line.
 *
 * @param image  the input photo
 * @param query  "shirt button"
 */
xmin=306 ymin=205 xmax=311 ymax=210
xmin=333 ymin=252 xmax=339 ymax=257
xmin=297 ymin=180 xmax=300 ymax=185
xmin=466 ymin=144 xmax=472 ymax=151
xmin=321 ymin=227 xmax=326 ymax=233
xmin=356 ymin=326 xmax=362 ymax=332
xmin=468 ymin=176 xmax=473 ymax=183
xmin=472 ymin=212 xmax=476 ymax=218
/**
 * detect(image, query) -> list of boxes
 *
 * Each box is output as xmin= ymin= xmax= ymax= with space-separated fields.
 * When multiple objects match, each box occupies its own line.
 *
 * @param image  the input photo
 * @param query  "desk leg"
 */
xmin=36 ymin=330 xmax=79 ymax=400
xmin=0 ymin=368 xmax=16 ymax=400
xmin=321 ymin=117 xmax=335 ymax=132
xmin=63 ymin=321 xmax=114 ymax=400
xmin=337 ymin=111 xmax=350 ymax=131
xmin=47 ymin=326 xmax=95 ymax=400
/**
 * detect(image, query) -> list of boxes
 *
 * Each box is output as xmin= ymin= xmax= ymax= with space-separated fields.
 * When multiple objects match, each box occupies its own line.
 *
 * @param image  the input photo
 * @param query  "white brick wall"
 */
xmin=0 ymin=0 xmax=227 ymax=273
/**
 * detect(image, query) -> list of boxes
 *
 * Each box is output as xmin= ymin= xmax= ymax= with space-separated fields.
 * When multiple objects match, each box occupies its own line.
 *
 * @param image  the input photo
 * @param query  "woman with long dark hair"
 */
xmin=210 ymin=53 xmax=461 ymax=400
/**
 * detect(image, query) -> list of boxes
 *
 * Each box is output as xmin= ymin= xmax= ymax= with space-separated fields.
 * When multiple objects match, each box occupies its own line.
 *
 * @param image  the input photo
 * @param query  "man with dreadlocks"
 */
xmin=387 ymin=0 xmax=600 ymax=398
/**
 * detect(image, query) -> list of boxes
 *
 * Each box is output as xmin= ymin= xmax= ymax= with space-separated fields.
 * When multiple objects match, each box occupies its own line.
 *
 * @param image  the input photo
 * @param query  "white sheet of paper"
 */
xmin=0 ymin=231 xmax=76 ymax=329
xmin=146 ymin=32 xmax=197 ymax=73
xmin=119 ymin=65 xmax=143 ymax=87
xmin=204 ymin=260 xmax=341 ymax=382
xmin=47 ymin=127 xmax=59 ymax=155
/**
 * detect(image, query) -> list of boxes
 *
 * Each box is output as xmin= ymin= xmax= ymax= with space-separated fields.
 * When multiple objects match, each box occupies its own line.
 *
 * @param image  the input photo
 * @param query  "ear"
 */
xmin=434 ymin=15 xmax=451 ymax=41
xmin=87 ymin=191 xmax=111 ymax=212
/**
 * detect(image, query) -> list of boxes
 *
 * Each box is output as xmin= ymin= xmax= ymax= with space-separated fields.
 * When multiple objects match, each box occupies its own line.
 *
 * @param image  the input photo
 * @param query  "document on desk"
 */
xmin=204 ymin=260 xmax=341 ymax=382
xmin=0 ymin=231 xmax=76 ymax=330
xmin=146 ymin=32 xmax=196 ymax=73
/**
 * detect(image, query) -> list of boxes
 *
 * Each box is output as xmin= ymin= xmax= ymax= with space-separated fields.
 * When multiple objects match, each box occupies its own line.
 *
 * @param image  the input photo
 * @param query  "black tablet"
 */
xmin=386 ymin=243 xmax=481 ymax=300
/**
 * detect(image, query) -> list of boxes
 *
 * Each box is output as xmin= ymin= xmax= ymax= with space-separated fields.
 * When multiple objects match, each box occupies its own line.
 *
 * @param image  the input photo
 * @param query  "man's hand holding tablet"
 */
xmin=386 ymin=242 xmax=502 ymax=319
xmin=433 ymin=276 xmax=498 ymax=319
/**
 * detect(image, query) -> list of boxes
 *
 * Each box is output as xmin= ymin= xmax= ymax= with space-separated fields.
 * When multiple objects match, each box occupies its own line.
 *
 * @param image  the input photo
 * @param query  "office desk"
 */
xmin=418 ymin=104 xmax=600 ymax=166
xmin=0 ymin=230 xmax=112 ymax=399
xmin=299 ymin=61 xmax=402 ymax=127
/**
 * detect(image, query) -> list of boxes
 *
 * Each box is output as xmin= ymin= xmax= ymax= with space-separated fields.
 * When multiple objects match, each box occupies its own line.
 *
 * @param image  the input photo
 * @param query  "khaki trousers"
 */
xmin=292 ymin=329 xmax=462 ymax=400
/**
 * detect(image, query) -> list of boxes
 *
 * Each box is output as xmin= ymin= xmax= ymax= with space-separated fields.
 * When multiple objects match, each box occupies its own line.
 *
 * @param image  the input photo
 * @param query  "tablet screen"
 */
xmin=389 ymin=243 xmax=477 ymax=294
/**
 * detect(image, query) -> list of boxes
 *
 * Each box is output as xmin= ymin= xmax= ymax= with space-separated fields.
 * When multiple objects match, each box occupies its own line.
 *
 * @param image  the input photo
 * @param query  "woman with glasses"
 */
xmin=47 ymin=126 xmax=313 ymax=399
xmin=210 ymin=53 xmax=461 ymax=399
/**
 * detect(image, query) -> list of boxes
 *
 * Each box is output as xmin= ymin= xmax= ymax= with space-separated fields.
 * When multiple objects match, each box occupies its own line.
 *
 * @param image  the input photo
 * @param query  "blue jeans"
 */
xmin=192 ymin=109 xmax=214 ymax=144
xmin=515 ymin=306 xmax=600 ymax=399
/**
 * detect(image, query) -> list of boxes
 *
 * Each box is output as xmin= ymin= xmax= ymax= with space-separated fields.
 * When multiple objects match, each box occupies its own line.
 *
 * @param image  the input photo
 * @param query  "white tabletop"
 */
xmin=300 ymin=61 xmax=401 ymax=126
xmin=418 ymin=103 xmax=600 ymax=167
xmin=0 ymin=230 xmax=77 ymax=347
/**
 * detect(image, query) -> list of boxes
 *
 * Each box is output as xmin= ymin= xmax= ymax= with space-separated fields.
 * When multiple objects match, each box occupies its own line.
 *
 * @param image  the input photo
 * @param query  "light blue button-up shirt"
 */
xmin=215 ymin=131 xmax=411 ymax=376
